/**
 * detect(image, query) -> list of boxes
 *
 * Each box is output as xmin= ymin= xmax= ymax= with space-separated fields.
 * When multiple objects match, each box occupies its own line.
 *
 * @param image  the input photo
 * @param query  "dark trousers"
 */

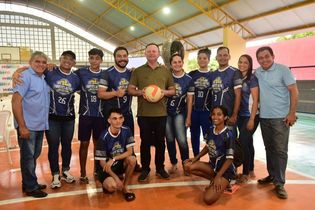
xmin=260 ymin=118 xmax=290 ymax=185
xmin=137 ymin=116 xmax=167 ymax=171
xmin=237 ymin=115 xmax=259 ymax=175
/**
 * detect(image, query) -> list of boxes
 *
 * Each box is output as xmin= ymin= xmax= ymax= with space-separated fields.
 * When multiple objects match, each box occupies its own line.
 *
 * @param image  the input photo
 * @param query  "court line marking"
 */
xmin=1 ymin=179 xmax=315 ymax=206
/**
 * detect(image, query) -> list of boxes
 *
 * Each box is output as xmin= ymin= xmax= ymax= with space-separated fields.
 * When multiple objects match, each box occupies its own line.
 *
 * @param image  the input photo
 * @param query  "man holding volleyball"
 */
xmin=128 ymin=43 xmax=175 ymax=182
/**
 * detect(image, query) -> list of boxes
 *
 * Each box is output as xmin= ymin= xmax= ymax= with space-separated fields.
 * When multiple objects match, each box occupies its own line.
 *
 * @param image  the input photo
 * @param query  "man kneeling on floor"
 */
xmin=95 ymin=108 xmax=136 ymax=201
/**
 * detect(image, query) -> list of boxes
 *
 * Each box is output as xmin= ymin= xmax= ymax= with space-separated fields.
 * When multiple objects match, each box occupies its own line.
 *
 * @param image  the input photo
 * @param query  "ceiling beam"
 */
xmin=45 ymin=0 xmax=126 ymax=44
xmin=102 ymin=0 xmax=198 ymax=50
xmin=86 ymin=7 xmax=113 ymax=31
xmin=180 ymin=0 xmax=315 ymax=41
xmin=105 ymin=0 xmax=179 ymax=42
xmin=228 ymin=0 xmax=315 ymax=25
xmin=125 ymin=0 xmax=237 ymax=52
xmin=187 ymin=0 xmax=255 ymax=38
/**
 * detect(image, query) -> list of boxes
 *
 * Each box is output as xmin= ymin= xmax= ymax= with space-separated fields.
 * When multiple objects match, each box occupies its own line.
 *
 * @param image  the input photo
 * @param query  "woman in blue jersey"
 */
xmin=187 ymin=48 xmax=212 ymax=156
xmin=236 ymin=54 xmax=259 ymax=183
xmin=166 ymin=53 xmax=191 ymax=174
xmin=184 ymin=105 xmax=235 ymax=205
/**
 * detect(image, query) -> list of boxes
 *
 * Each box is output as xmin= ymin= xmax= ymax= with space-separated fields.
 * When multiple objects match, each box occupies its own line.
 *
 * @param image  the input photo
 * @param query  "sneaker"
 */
xmin=79 ymin=176 xmax=89 ymax=184
xmin=275 ymin=185 xmax=288 ymax=199
xmin=168 ymin=164 xmax=178 ymax=174
xmin=156 ymin=168 xmax=170 ymax=179
xmin=25 ymin=189 xmax=48 ymax=198
xmin=51 ymin=174 xmax=61 ymax=189
xmin=138 ymin=170 xmax=150 ymax=182
xmin=258 ymin=175 xmax=274 ymax=185
xmin=61 ymin=170 xmax=75 ymax=183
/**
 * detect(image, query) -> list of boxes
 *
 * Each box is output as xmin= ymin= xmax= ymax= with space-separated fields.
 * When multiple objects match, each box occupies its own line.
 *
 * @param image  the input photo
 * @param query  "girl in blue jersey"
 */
xmin=187 ymin=48 xmax=212 ymax=156
xmin=236 ymin=54 xmax=259 ymax=183
xmin=165 ymin=53 xmax=191 ymax=174
xmin=184 ymin=105 xmax=235 ymax=205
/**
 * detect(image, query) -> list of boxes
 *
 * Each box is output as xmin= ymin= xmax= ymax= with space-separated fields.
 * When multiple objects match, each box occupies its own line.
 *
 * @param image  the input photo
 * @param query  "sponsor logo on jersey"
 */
xmin=194 ymin=77 xmax=210 ymax=90
xmin=212 ymin=77 xmax=224 ymax=92
xmin=86 ymin=78 xmax=99 ymax=94
xmin=118 ymin=78 xmax=129 ymax=89
xmin=54 ymin=78 xmax=73 ymax=95
xmin=207 ymin=139 xmax=217 ymax=157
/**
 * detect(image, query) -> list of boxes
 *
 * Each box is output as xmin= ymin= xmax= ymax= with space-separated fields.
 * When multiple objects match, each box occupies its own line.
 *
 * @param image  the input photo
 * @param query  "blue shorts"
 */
xmin=78 ymin=115 xmax=106 ymax=141
xmin=210 ymin=161 xmax=236 ymax=181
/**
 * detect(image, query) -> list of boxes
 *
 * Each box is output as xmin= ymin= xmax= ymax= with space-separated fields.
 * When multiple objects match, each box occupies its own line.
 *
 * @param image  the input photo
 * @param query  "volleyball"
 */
xmin=144 ymin=85 xmax=163 ymax=102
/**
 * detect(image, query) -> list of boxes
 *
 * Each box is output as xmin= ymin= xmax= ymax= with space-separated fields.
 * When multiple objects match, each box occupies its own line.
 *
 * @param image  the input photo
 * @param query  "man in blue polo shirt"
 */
xmin=255 ymin=46 xmax=298 ymax=199
xmin=12 ymin=51 xmax=50 ymax=198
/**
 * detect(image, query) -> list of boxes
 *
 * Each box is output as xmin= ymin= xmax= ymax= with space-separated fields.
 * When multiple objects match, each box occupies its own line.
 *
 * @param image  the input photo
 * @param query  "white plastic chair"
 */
xmin=0 ymin=110 xmax=13 ymax=164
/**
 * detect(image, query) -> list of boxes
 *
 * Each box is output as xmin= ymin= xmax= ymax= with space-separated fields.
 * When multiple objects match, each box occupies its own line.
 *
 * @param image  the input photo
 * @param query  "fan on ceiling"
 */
xmin=161 ymin=40 xmax=185 ymax=69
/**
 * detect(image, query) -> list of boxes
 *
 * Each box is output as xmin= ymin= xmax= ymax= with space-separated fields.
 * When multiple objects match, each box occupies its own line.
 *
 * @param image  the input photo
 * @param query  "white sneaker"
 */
xmin=168 ymin=164 xmax=178 ymax=174
xmin=51 ymin=174 xmax=61 ymax=189
xmin=61 ymin=170 xmax=75 ymax=183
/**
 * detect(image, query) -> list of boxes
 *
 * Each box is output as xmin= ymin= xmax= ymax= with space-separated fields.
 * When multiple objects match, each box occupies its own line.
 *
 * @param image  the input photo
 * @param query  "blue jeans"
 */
xmin=260 ymin=118 xmax=290 ymax=185
xmin=17 ymin=129 xmax=44 ymax=192
xmin=190 ymin=110 xmax=211 ymax=156
xmin=45 ymin=119 xmax=75 ymax=175
xmin=237 ymin=115 xmax=259 ymax=175
xmin=165 ymin=113 xmax=189 ymax=165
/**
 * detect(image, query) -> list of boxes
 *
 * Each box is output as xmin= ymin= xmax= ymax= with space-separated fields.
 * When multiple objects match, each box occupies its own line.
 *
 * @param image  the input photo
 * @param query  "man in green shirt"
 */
xmin=128 ymin=43 xmax=175 ymax=182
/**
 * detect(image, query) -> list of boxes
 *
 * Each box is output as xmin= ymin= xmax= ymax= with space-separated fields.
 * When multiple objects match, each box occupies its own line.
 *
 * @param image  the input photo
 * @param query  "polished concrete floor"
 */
xmin=0 ymin=113 xmax=314 ymax=210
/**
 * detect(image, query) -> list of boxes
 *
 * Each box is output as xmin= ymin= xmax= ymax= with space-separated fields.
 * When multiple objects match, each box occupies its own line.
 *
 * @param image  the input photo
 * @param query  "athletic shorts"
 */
xmin=78 ymin=115 xmax=106 ymax=141
xmin=97 ymin=160 xmax=125 ymax=183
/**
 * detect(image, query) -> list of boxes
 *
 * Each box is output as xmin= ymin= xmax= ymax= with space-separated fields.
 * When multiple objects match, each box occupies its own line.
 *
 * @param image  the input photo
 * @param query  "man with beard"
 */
xmin=98 ymin=46 xmax=141 ymax=172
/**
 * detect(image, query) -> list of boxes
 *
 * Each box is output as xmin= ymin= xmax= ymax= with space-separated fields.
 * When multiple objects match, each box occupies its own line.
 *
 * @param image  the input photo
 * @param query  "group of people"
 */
xmin=11 ymin=43 xmax=298 ymax=205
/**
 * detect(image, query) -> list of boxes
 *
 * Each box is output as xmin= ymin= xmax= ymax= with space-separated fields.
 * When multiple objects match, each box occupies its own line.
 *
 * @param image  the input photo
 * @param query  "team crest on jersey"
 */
xmin=174 ymin=83 xmax=182 ymax=97
xmin=212 ymin=77 xmax=223 ymax=92
xmin=86 ymin=78 xmax=99 ymax=94
xmin=207 ymin=139 xmax=217 ymax=157
xmin=194 ymin=77 xmax=209 ymax=90
xmin=54 ymin=79 xmax=73 ymax=95
xmin=118 ymin=78 xmax=129 ymax=89
xmin=112 ymin=142 xmax=124 ymax=157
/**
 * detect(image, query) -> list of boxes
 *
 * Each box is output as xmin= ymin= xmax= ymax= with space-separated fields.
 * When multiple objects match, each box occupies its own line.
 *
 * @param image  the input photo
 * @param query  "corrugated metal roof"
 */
xmin=0 ymin=0 xmax=314 ymax=54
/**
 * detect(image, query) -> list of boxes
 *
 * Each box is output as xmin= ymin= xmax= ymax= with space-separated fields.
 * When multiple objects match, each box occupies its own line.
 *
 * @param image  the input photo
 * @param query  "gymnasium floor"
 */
xmin=0 ymin=113 xmax=314 ymax=210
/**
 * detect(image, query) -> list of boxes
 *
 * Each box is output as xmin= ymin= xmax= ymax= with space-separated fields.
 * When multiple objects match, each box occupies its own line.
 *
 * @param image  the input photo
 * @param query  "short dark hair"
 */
xmin=169 ymin=52 xmax=183 ymax=64
xmin=217 ymin=46 xmax=230 ymax=54
xmin=238 ymin=54 xmax=253 ymax=80
xmin=88 ymin=48 xmax=104 ymax=59
xmin=107 ymin=107 xmax=123 ymax=119
xmin=198 ymin=48 xmax=211 ymax=60
xmin=114 ymin=46 xmax=129 ymax=57
xmin=256 ymin=46 xmax=274 ymax=59
xmin=145 ymin=43 xmax=160 ymax=51
xmin=61 ymin=50 xmax=76 ymax=60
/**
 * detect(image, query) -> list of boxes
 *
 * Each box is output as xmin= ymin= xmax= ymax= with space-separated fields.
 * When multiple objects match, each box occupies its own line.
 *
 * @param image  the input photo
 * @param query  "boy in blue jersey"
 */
xmin=76 ymin=48 xmax=106 ymax=184
xmin=166 ymin=53 xmax=191 ymax=173
xmin=212 ymin=47 xmax=242 ymax=139
xmin=187 ymin=48 xmax=212 ymax=156
xmin=98 ymin=46 xmax=142 ymax=172
xmin=184 ymin=105 xmax=235 ymax=205
xmin=95 ymin=108 xmax=136 ymax=202
xmin=45 ymin=51 xmax=81 ymax=188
